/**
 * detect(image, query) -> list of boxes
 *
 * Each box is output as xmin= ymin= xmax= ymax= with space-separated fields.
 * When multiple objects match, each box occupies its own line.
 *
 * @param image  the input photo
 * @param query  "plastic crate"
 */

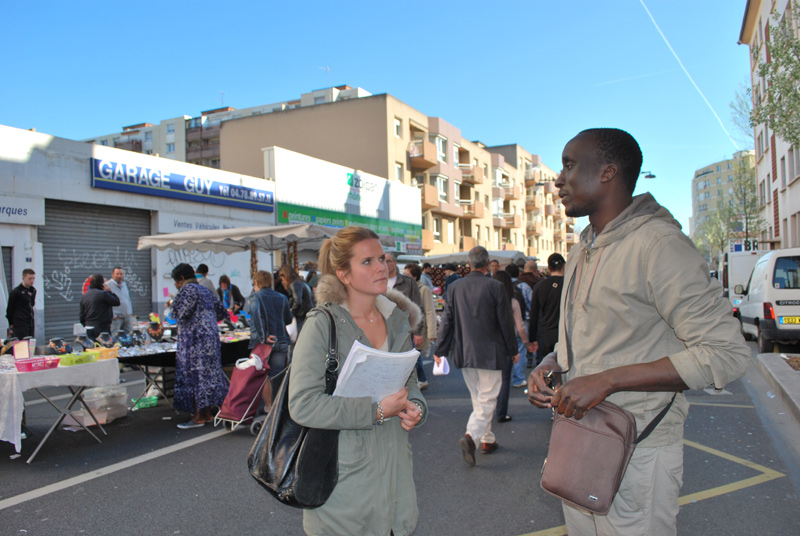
xmin=59 ymin=353 xmax=98 ymax=366
xmin=14 ymin=357 xmax=47 ymax=372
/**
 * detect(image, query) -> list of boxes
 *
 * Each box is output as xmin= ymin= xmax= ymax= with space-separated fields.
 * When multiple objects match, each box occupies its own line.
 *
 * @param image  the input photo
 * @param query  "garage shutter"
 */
xmin=38 ymin=200 xmax=152 ymax=340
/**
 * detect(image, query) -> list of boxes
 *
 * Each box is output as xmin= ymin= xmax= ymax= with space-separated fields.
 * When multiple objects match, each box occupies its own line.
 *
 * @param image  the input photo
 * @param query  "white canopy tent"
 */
xmin=425 ymin=249 xmax=531 ymax=267
xmin=137 ymin=223 xmax=395 ymax=275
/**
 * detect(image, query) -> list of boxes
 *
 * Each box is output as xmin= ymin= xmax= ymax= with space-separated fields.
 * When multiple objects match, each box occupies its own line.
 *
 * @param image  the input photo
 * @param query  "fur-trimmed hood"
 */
xmin=314 ymin=274 xmax=422 ymax=329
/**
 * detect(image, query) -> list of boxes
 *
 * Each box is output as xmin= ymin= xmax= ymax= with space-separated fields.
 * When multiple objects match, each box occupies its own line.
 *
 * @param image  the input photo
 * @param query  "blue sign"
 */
xmin=90 ymin=158 xmax=274 ymax=212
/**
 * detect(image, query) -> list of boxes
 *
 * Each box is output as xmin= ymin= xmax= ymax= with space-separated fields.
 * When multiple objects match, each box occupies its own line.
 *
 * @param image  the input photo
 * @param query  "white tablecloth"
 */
xmin=0 ymin=358 xmax=120 ymax=452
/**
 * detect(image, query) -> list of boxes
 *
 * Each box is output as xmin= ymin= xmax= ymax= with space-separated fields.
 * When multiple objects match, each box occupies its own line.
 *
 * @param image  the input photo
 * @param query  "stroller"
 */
xmin=214 ymin=336 xmax=276 ymax=432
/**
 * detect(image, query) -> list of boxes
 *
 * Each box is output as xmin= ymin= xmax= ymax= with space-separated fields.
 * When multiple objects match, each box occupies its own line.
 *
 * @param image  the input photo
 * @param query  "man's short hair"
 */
xmin=579 ymin=128 xmax=643 ymax=194
xmin=469 ymin=246 xmax=489 ymax=269
xmin=112 ymin=266 xmax=123 ymax=273
xmin=253 ymin=270 xmax=272 ymax=289
xmin=22 ymin=268 xmax=35 ymax=277
xmin=505 ymin=263 xmax=520 ymax=278
xmin=443 ymin=263 xmax=458 ymax=272
xmin=490 ymin=259 xmax=499 ymax=265
xmin=196 ymin=264 xmax=209 ymax=275
xmin=524 ymin=260 xmax=537 ymax=273
xmin=422 ymin=262 xmax=431 ymax=269
xmin=406 ymin=264 xmax=422 ymax=281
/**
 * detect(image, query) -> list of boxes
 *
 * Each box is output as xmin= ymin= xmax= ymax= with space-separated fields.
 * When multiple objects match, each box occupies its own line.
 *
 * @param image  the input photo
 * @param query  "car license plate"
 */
xmin=780 ymin=316 xmax=800 ymax=324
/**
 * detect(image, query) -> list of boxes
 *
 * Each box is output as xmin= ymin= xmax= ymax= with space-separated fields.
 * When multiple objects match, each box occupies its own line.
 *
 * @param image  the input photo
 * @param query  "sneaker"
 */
xmin=459 ymin=433 xmax=476 ymax=466
xmin=512 ymin=381 xmax=527 ymax=388
xmin=497 ymin=415 xmax=512 ymax=423
xmin=418 ymin=380 xmax=429 ymax=390
xmin=20 ymin=431 xmax=28 ymax=440
xmin=176 ymin=420 xmax=206 ymax=429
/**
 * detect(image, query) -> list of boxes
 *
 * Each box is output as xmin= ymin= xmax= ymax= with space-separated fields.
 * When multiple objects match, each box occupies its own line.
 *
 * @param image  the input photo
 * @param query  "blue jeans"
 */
xmin=512 ymin=337 xmax=527 ymax=385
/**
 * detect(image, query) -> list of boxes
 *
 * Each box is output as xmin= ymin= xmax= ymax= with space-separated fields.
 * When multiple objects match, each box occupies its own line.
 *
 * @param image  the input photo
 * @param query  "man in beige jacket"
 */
xmin=527 ymin=128 xmax=749 ymax=535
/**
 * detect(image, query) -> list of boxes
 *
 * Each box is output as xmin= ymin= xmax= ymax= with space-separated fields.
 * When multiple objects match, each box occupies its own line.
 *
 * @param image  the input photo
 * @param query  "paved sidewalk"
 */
xmin=755 ymin=352 xmax=800 ymax=429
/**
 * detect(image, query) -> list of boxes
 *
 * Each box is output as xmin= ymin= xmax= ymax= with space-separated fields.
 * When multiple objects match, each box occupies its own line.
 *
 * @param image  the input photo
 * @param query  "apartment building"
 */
xmin=690 ymin=150 xmax=755 ymax=237
xmin=85 ymin=86 xmax=576 ymax=259
xmin=740 ymin=0 xmax=800 ymax=248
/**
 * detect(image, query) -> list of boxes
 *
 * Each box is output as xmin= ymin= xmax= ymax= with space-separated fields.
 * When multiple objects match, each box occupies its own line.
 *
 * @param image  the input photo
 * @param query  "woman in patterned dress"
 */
xmin=170 ymin=263 xmax=230 ymax=429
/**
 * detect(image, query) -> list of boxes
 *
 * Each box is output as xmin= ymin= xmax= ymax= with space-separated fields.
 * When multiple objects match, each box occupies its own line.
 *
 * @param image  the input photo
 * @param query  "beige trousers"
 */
xmin=461 ymin=368 xmax=502 ymax=444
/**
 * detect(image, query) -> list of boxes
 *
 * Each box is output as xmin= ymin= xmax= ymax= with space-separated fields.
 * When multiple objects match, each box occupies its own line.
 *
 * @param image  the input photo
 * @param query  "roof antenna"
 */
xmin=220 ymin=90 xmax=225 ymax=106
xmin=319 ymin=66 xmax=332 ymax=88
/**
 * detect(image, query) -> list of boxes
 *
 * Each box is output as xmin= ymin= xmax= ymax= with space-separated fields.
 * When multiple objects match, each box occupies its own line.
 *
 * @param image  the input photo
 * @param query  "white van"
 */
xmin=736 ymin=247 xmax=800 ymax=352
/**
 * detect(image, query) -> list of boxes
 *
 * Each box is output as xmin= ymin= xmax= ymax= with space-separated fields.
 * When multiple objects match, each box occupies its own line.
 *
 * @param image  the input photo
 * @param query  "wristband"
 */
xmin=377 ymin=402 xmax=385 ymax=426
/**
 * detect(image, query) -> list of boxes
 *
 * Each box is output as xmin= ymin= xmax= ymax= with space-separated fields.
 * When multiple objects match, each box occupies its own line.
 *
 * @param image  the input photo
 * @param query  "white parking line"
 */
xmin=0 ymin=428 xmax=229 ymax=511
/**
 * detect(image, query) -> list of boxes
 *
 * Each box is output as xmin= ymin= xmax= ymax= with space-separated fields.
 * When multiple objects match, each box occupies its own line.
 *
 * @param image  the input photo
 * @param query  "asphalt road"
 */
xmin=1 ymin=341 xmax=799 ymax=535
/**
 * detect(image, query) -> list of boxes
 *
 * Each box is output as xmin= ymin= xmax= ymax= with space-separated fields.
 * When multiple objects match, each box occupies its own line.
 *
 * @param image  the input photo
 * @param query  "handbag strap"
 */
xmin=635 ymin=392 xmax=677 ymax=444
xmin=315 ymin=306 xmax=339 ymax=395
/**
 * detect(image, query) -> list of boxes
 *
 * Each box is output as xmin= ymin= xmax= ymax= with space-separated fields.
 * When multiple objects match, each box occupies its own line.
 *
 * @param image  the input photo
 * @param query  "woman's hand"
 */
xmin=379 ymin=388 xmax=408 ymax=419
xmin=397 ymin=401 xmax=422 ymax=431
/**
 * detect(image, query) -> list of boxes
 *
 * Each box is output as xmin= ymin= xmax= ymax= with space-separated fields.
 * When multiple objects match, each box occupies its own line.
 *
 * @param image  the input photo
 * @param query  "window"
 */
xmin=781 ymin=156 xmax=787 ymax=189
xmin=437 ymin=176 xmax=449 ymax=202
xmin=394 ymin=118 xmax=402 ymax=138
xmin=395 ymin=163 xmax=403 ymax=182
xmin=716 ymin=165 xmax=721 ymax=172
xmin=433 ymin=136 xmax=447 ymax=163
xmin=167 ymin=143 xmax=175 ymax=153
xmin=476 ymin=225 xmax=481 ymax=241
xmin=453 ymin=145 xmax=459 ymax=165
xmin=727 ymin=162 xmax=732 ymax=169
xmin=100 ymin=140 xmax=108 ymax=146
xmin=717 ymin=177 xmax=722 ymax=184
xmin=166 ymin=124 xmax=175 ymax=134
xmin=314 ymin=96 xmax=325 ymax=104
xmin=483 ymin=164 xmax=489 ymax=179
xmin=433 ymin=218 xmax=442 ymax=241
xmin=145 ymin=131 xmax=153 ymax=142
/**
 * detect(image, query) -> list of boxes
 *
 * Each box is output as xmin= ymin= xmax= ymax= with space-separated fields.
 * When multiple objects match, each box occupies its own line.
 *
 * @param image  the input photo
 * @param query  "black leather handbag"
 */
xmin=247 ymin=307 xmax=340 ymax=508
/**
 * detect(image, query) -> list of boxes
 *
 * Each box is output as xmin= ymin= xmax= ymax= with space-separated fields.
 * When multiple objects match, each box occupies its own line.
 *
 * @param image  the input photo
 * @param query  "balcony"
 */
xmin=525 ymin=196 xmax=541 ymax=211
xmin=555 ymin=227 xmax=567 ymax=243
xmin=544 ymin=181 xmax=557 ymax=195
xmin=493 ymin=213 xmax=522 ymax=229
xmin=186 ymin=127 xmax=202 ymax=142
xmin=566 ymin=232 xmax=580 ymax=244
xmin=420 ymin=184 xmax=439 ymax=210
xmin=460 ymin=236 xmax=477 ymax=251
xmin=459 ymin=200 xmax=485 ymax=219
xmin=524 ymin=168 xmax=539 ymax=186
xmin=545 ymin=204 xmax=557 ymax=217
xmin=186 ymin=147 xmax=203 ymax=161
xmin=492 ymin=185 xmax=506 ymax=200
xmin=504 ymin=184 xmax=523 ymax=200
xmin=409 ymin=140 xmax=437 ymax=170
xmin=432 ymin=201 xmax=464 ymax=218
xmin=527 ymin=221 xmax=543 ymax=235
xmin=459 ymin=164 xmax=484 ymax=185
xmin=422 ymin=229 xmax=435 ymax=251
xmin=201 ymin=124 xmax=221 ymax=140
xmin=202 ymin=144 xmax=220 ymax=159
xmin=114 ymin=139 xmax=142 ymax=153
xmin=527 ymin=245 xmax=538 ymax=258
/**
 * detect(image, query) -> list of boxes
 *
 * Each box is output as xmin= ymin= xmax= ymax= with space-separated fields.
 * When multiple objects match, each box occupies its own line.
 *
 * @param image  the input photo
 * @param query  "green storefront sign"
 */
xmin=277 ymin=202 xmax=422 ymax=252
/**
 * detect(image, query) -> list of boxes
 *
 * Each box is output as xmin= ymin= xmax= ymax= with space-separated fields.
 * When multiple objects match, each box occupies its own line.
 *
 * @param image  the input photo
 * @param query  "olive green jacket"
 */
xmin=289 ymin=274 xmax=425 ymax=536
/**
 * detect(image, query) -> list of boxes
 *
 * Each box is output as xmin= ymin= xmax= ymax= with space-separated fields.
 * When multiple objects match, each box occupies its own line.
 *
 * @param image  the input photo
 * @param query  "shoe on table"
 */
xmin=481 ymin=441 xmax=499 ymax=454
xmin=418 ymin=380 xmax=429 ymax=390
xmin=459 ymin=433 xmax=476 ymax=466
xmin=177 ymin=419 xmax=206 ymax=429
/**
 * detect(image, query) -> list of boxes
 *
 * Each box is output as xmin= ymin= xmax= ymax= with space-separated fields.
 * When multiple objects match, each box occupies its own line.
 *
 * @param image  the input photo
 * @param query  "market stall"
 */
xmin=0 ymin=357 xmax=120 ymax=462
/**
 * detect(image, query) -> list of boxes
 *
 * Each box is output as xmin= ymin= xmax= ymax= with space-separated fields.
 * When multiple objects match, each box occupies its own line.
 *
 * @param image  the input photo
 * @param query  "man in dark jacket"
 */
xmin=80 ymin=273 xmax=121 ymax=339
xmin=6 ymin=269 xmax=36 ymax=339
xmin=526 ymin=253 xmax=565 ymax=366
xmin=434 ymin=246 xmax=518 ymax=465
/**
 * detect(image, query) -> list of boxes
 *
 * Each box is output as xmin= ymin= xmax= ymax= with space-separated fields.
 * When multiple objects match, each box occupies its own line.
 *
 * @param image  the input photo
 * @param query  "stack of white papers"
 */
xmin=333 ymin=340 xmax=420 ymax=403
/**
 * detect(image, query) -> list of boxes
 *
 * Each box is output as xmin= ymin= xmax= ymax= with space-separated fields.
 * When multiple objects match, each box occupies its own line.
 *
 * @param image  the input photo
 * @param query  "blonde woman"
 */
xmin=289 ymin=226 xmax=426 ymax=536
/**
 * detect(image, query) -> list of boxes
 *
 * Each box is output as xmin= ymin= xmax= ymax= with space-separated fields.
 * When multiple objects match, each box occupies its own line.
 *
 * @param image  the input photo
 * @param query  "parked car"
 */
xmin=736 ymin=247 xmax=800 ymax=352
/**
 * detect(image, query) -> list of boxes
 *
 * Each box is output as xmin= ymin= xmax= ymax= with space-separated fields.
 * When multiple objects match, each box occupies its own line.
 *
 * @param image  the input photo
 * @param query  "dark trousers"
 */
xmin=495 ymin=359 xmax=512 ymax=418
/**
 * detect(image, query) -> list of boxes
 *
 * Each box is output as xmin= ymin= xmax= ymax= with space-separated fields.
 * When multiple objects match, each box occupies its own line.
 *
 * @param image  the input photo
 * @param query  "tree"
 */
xmin=730 ymin=83 xmax=755 ymax=150
xmin=750 ymin=3 xmax=800 ymax=148
xmin=728 ymin=154 xmax=763 ymax=242
xmin=695 ymin=203 xmax=734 ymax=269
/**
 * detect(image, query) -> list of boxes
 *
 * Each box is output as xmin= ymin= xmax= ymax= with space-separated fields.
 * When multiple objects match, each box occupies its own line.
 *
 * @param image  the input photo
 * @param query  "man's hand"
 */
xmin=512 ymin=353 xmax=519 ymax=364
xmin=433 ymin=354 xmax=442 ymax=366
xmin=526 ymin=341 xmax=538 ymax=353
xmin=551 ymin=374 xmax=613 ymax=419
xmin=527 ymin=353 xmax=561 ymax=408
xmin=413 ymin=334 xmax=424 ymax=348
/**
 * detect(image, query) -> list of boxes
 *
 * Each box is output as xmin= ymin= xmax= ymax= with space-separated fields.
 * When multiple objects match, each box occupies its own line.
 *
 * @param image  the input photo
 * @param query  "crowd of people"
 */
xmin=3 ymin=127 xmax=754 ymax=536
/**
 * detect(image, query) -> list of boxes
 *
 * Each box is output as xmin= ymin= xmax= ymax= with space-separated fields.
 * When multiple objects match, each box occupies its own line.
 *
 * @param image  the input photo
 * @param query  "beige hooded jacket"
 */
xmin=556 ymin=193 xmax=750 ymax=447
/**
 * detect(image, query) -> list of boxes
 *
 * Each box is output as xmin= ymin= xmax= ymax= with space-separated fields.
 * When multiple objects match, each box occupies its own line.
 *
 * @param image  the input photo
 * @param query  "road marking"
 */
xmin=519 ymin=439 xmax=785 ymax=536
xmin=0 ymin=428 xmax=229 ymax=511
xmin=689 ymin=402 xmax=755 ymax=408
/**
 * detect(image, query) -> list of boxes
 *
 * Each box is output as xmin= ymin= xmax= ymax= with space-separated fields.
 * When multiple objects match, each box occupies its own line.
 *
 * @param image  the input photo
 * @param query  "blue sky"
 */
xmin=1 ymin=1 xmax=751 ymax=232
